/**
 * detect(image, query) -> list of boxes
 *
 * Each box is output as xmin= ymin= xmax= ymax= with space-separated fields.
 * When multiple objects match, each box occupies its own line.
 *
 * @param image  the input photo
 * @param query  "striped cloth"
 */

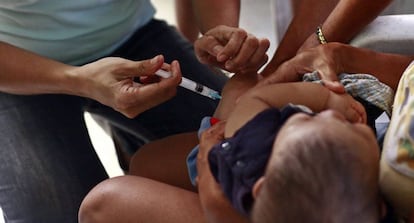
xmin=303 ymin=71 xmax=394 ymax=115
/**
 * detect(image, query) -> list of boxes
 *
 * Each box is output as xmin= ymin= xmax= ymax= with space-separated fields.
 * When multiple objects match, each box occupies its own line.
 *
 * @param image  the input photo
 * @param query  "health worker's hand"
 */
xmin=259 ymin=43 xmax=346 ymax=93
xmin=196 ymin=120 xmax=247 ymax=223
xmin=72 ymin=55 xmax=181 ymax=118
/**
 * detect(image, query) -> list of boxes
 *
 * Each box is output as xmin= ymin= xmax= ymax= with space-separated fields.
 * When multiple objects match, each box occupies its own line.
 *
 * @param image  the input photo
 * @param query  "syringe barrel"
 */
xmin=180 ymin=77 xmax=211 ymax=97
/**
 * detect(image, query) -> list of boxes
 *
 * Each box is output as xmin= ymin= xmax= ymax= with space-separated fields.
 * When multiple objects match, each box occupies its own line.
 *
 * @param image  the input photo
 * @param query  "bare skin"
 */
xmin=79 ymin=72 xmax=368 ymax=223
xmin=260 ymin=42 xmax=414 ymax=92
xmin=194 ymin=26 xmax=270 ymax=73
xmin=0 ymin=42 xmax=182 ymax=118
xmin=261 ymin=0 xmax=393 ymax=76
xmin=175 ymin=0 xmax=240 ymax=43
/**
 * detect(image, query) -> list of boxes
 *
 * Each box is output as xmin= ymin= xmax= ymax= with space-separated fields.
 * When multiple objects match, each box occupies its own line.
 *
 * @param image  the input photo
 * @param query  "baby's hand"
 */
xmin=326 ymin=91 xmax=367 ymax=123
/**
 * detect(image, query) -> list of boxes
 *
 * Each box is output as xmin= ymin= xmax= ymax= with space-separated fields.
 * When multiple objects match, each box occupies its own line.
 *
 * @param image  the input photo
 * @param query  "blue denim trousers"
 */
xmin=0 ymin=19 xmax=227 ymax=223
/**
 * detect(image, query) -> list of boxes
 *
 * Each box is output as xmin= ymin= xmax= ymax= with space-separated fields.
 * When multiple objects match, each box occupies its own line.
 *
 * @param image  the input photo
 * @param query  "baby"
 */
xmin=192 ymin=73 xmax=382 ymax=218
xmin=79 ymin=71 xmax=389 ymax=223
xmin=250 ymin=110 xmax=382 ymax=223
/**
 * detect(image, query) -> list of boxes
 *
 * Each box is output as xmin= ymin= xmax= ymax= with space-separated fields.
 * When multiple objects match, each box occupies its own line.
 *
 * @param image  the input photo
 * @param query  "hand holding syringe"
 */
xmin=155 ymin=69 xmax=222 ymax=100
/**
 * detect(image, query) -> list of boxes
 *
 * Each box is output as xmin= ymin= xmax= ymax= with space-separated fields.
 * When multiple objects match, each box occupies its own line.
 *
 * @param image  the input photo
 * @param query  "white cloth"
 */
xmin=0 ymin=207 xmax=4 ymax=223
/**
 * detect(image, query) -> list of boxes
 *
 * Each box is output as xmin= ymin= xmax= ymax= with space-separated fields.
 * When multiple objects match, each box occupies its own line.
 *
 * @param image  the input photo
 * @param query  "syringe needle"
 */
xmin=155 ymin=70 xmax=222 ymax=100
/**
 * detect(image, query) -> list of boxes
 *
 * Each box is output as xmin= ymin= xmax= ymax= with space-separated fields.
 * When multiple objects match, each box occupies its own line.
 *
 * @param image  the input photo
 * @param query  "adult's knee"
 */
xmin=78 ymin=178 xmax=120 ymax=223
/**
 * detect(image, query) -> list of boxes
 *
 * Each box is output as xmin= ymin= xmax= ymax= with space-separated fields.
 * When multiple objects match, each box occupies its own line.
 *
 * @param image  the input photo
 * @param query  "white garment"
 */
xmin=0 ymin=0 xmax=155 ymax=65
xmin=0 ymin=207 xmax=4 ymax=223
xmin=382 ymin=0 xmax=414 ymax=15
xmin=272 ymin=0 xmax=414 ymax=43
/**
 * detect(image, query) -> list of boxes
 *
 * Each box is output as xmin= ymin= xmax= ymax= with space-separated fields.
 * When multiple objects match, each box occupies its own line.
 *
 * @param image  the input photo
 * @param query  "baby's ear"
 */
xmin=252 ymin=177 xmax=266 ymax=199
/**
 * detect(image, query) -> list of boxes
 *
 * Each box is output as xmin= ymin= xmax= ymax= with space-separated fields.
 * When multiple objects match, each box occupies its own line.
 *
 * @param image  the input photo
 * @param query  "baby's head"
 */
xmin=251 ymin=110 xmax=382 ymax=223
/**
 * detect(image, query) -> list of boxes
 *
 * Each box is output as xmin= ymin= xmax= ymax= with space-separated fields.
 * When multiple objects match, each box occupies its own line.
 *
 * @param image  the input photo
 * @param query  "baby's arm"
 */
xmin=225 ymin=82 xmax=366 ymax=137
xmin=324 ymin=89 xmax=367 ymax=123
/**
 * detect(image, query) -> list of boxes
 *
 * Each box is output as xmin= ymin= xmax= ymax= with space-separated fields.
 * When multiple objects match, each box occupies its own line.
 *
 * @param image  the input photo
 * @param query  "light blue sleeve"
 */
xmin=186 ymin=117 xmax=212 ymax=186
xmin=0 ymin=0 xmax=155 ymax=65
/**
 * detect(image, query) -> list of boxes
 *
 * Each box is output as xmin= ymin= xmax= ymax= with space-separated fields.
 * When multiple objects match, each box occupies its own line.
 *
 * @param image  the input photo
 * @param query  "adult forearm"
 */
xmin=197 ymin=166 xmax=248 ymax=223
xmin=0 ymin=42 xmax=79 ymax=95
xmin=338 ymin=44 xmax=414 ymax=90
xmin=262 ymin=0 xmax=392 ymax=76
xmin=192 ymin=0 xmax=240 ymax=34
xmin=196 ymin=121 xmax=246 ymax=223
xmin=261 ymin=0 xmax=339 ymax=75
xmin=0 ymin=42 xmax=180 ymax=118
xmin=321 ymin=0 xmax=392 ymax=44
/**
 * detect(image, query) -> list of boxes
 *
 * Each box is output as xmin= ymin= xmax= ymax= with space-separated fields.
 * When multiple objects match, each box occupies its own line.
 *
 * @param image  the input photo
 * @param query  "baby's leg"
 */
xmin=129 ymin=132 xmax=198 ymax=191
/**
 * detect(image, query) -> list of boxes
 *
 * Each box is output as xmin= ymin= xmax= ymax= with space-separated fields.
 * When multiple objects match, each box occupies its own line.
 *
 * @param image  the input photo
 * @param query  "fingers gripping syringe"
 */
xmin=155 ymin=69 xmax=222 ymax=100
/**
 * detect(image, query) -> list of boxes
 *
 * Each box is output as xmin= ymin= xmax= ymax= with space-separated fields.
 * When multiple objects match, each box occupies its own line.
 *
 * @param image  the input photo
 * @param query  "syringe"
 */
xmin=155 ymin=69 xmax=222 ymax=100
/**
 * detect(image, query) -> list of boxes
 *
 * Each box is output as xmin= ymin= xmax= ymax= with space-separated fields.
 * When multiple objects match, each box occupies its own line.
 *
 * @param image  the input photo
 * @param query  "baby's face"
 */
xmin=275 ymin=109 xmax=380 ymax=163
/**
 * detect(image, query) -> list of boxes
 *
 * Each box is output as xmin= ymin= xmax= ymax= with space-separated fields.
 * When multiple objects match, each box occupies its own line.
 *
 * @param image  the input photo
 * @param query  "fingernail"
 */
xmin=320 ymin=80 xmax=325 ymax=86
xmin=225 ymin=61 xmax=234 ymax=69
xmin=151 ymin=55 xmax=161 ymax=64
xmin=213 ymin=45 xmax=223 ymax=54
xmin=218 ymin=54 xmax=230 ymax=62
xmin=176 ymin=61 xmax=181 ymax=71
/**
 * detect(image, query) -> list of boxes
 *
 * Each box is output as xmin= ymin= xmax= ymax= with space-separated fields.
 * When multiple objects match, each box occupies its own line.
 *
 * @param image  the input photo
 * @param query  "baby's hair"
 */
xmin=251 ymin=128 xmax=380 ymax=223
